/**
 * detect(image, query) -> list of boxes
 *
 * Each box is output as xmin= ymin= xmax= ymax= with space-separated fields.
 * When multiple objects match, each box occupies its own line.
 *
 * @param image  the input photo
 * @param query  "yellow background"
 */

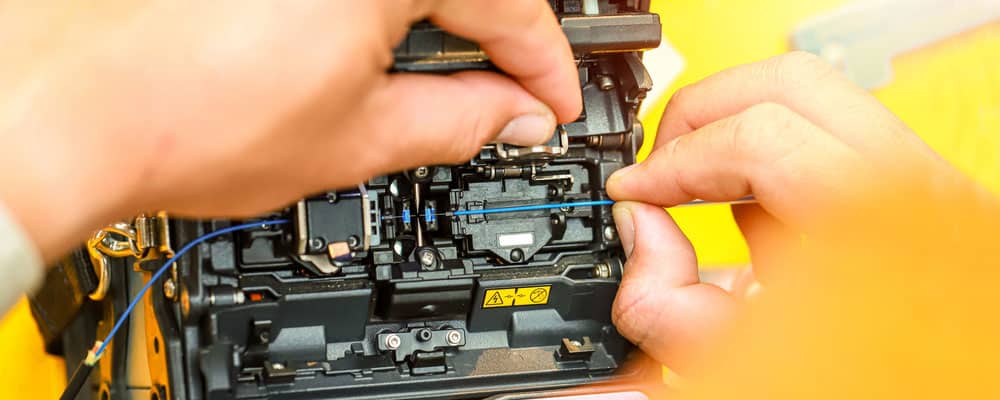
xmin=1 ymin=1 xmax=997 ymax=398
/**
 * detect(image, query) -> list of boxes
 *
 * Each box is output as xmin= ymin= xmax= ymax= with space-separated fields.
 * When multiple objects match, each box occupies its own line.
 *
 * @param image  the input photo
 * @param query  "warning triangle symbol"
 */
xmin=486 ymin=292 xmax=505 ymax=306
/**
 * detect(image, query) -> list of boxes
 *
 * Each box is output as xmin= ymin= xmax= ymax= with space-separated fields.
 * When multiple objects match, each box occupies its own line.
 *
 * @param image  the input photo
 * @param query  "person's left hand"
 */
xmin=0 ymin=1 xmax=581 ymax=262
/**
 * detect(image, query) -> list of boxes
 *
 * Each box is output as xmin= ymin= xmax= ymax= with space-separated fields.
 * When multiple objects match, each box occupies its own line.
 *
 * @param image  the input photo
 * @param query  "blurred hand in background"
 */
xmin=607 ymin=52 xmax=1000 ymax=393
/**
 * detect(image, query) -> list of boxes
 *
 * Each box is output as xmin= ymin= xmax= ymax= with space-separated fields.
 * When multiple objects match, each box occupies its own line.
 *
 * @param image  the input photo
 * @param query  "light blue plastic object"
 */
xmin=792 ymin=0 xmax=1000 ymax=89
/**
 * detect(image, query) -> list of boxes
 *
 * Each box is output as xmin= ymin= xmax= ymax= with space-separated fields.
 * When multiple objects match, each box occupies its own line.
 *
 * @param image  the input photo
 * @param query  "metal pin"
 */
xmin=413 ymin=182 xmax=424 ymax=247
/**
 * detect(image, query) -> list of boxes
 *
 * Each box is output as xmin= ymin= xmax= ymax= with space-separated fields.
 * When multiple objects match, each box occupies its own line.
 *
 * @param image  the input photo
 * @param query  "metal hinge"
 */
xmin=494 ymin=125 xmax=569 ymax=161
xmin=86 ymin=212 xmax=174 ymax=300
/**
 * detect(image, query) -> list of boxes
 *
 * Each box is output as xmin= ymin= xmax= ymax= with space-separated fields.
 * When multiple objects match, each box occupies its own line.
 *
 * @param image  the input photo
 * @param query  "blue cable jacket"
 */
xmin=451 ymin=200 xmax=614 ymax=216
xmin=93 ymin=219 xmax=289 ymax=359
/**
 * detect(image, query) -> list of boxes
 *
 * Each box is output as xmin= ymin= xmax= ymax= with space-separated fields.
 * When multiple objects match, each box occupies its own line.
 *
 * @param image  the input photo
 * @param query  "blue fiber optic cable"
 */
xmin=447 ymin=195 xmax=757 ymax=217
xmin=450 ymin=200 xmax=614 ymax=216
xmin=91 ymin=219 xmax=289 ymax=360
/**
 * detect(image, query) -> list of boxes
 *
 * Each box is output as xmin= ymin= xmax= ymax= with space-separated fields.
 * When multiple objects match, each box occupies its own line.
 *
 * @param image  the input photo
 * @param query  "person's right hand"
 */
xmin=605 ymin=52 xmax=993 ymax=372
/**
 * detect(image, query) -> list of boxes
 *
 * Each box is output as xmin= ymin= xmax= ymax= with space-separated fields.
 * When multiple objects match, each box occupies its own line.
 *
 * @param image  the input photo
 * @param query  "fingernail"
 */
xmin=607 ymin=163 xmax=639 ymax=195
xmin=496 ymin=112 xmax=556 ymax=145
xmin=612 ymin=203 xmax=635 ymax=257
xmin=609 ymin=163 xmax=638 ymax=182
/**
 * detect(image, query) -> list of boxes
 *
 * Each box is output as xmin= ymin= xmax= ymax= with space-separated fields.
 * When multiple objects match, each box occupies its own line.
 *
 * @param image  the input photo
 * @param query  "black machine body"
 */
xmin=32 ymin=1 xmax=663 ymax=399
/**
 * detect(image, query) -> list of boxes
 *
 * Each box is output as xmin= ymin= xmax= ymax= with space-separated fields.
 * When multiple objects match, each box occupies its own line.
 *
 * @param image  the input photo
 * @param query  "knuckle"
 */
xmin=505 ymin=0 xmax=550 ymax=26
xmin=443 ymin=140 xmax=477 ymax=165
xmin=443 ymin=113 xmax=489 ymax=163
xmin=450 ymin=142 xmax=484 ymax=164
xmin=765 ymin=51 xmax=839 ymax=90
xmin=667 ymin=85 xmax=695 ymax=108
xmin=729 ymin=102 xmax=795 ymax=158
xmin=457 ymin=0 xmax=549 ymax=43
xmin=777 ymin=51 xmax=833 ymax=76
xmin=611 ymin=281 xmax=655 ymax=346
xmin=743 ymin=101 xmax=793 ymax=123
xmin=663 ymin=136 xmax=701 ymax=200
xmin=672 ymin=168 xmax=701 ymax=202
xmin=733 ymin=103 xmax=818 ymax=169
xmin=780 ymin=50 xmax=827 ymax=69
xmin=663 ymin=134 xmax=683 ymax=161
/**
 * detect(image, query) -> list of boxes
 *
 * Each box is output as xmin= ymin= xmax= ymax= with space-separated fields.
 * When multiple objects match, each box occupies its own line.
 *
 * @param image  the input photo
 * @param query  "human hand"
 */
xmin=605 ymin=52 xmax=990 ymax=372
xmin=0 ymin=1 xmax=580 ymax=262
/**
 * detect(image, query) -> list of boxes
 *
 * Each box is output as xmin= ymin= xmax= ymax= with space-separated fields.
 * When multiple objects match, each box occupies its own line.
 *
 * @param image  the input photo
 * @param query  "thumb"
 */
xmin=366 ymin=70 xmax=558 ymax=171
xmin=611 ymin=201 xmax=737 ymax=373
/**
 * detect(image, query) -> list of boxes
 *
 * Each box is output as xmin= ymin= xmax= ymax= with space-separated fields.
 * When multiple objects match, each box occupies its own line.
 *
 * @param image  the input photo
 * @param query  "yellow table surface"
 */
xmin=1 ymin=1 xmax=997 ymax=398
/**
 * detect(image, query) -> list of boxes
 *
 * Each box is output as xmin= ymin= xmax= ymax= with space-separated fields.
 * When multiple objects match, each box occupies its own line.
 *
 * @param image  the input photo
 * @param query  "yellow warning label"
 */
xmin=482 ymin=288 xmax=516 ymax=308
xmin=482 ymin=286 xmax=551 ymax=308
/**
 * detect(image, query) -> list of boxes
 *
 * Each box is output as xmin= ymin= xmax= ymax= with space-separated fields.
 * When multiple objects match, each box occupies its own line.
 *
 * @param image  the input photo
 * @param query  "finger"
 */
xmin=608 ymin=102 xmax=867 ymax=228
xmin=426 ymin=0 xmax=582 ymax=123
xmin=611 ymin=201 xmax=736 ymax=372
xmin=652 ymin=52 xmax=915 ymax=154
xmin=360 ymin=70 xmax=557 ymax=173
xmin=731 ymin=203 xmax=802 ymax=286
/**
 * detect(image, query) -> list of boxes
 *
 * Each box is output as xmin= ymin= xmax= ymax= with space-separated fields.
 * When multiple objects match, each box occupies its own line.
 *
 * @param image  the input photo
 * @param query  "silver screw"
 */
xmin=272 ymin=363 xmax=285 ymax=370
xmin=598 ymin=75 xmax=615 ymax=91
xmin=414 ymin=166 xmax=430 ymax=179
xmin=509 ymin=248 xmax=524 ymax=262
xmin=419 ymin=250 xmax=436 ymax=267
xmin=163 ymin=279 xmax=177 ymax=300
xmin=593 ymin=263 xmax=612 ymax=279
xmin=389 ymin=180 xmax=400 ymax=197
xmin=385 ymin=334 xmax=402 ymax=350
xmin=603 ymin=226 xmax=616 ymax=241
xmin=446 ymin=330 xmax=462 ymax=345
xmin=347 ymin=235 xmax=360 ymax=248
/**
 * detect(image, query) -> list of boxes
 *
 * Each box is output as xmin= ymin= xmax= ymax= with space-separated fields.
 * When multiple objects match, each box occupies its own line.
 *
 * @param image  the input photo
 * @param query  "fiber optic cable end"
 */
xmin=85 ymin=341 xmax=104 ymax=366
